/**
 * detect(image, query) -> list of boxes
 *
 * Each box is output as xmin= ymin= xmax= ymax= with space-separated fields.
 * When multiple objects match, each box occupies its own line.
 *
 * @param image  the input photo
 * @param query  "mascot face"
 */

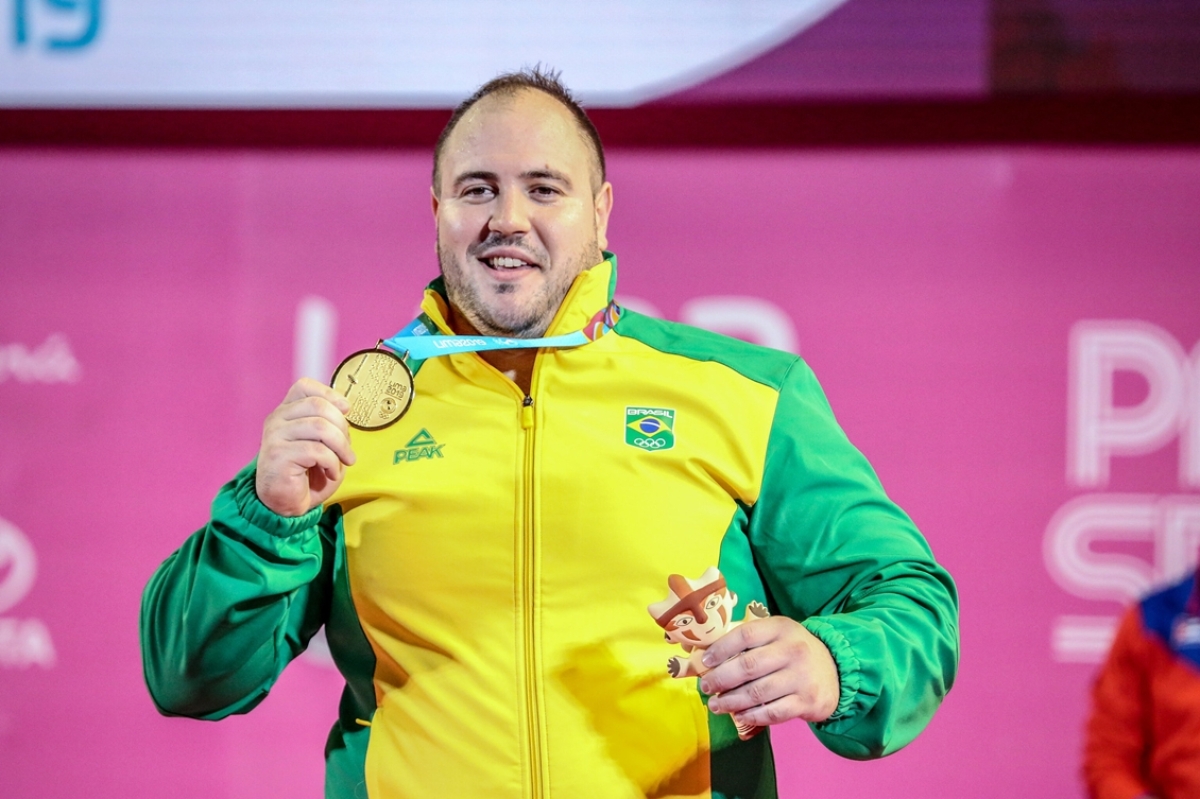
xmin=662 ymin=587 xmax=737 ymax=649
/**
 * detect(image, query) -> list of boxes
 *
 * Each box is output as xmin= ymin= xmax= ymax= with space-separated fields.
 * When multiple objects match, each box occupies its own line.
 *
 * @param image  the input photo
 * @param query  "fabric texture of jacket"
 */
xmin=1084 ymin=569 xmax=1200 ymax=799
xmin=141 ymin=254 xmax=959 ymax=799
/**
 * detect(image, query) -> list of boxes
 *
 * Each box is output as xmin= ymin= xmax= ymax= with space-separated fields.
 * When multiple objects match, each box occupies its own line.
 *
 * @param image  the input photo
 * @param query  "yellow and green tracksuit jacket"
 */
xmin=141 ymin=254 xmax=959 ymax=799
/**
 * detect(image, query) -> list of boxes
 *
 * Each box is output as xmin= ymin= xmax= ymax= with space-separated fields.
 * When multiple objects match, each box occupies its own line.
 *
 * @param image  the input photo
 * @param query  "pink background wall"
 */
xmin=1 ymin=148 xmax=1198 ymax=797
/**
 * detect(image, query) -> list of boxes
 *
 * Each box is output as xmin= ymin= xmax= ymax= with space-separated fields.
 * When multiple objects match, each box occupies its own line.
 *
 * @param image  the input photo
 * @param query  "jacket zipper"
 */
xmin=519 ymin=392 xmax=543 ymax=799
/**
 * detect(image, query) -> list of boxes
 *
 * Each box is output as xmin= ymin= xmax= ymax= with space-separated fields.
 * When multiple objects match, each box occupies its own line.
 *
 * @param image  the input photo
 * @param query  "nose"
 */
xmin=488 ymin=188 xmax=531 ymax=237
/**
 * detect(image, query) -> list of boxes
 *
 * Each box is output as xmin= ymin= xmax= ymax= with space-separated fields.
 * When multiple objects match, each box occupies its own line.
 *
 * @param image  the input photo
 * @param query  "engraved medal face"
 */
xmin=330 ymin=348 xmax=414 ymax=430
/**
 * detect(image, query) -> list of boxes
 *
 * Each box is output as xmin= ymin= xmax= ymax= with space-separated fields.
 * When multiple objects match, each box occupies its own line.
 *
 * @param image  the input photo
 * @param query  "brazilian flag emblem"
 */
xmin=625 ymin=407 xmax=675 ymax=451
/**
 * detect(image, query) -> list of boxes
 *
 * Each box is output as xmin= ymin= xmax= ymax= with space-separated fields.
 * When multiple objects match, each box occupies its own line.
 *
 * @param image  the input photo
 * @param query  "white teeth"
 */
xmin=488 ymin=257 xmax=528 ymax=269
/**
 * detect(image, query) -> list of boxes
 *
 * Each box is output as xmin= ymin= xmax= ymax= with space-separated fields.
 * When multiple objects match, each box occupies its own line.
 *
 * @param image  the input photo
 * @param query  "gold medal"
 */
xmin=330 ymin=345 xmax=414 ymax=430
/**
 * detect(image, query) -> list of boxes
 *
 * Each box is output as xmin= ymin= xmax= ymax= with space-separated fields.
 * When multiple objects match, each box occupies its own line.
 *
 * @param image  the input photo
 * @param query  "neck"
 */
xmin=446 ymin=303 xmax=536 ymax=395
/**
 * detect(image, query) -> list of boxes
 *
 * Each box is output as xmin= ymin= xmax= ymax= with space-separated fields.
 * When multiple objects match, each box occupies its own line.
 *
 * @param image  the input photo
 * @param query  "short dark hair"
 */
xmin=432 ymin=66 xmax=607 ymax=194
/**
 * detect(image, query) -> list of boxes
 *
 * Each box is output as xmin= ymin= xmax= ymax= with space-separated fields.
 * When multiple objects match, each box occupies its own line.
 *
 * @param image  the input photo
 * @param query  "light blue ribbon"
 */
xmin=381 ymin=306 xmax=618 ymax=362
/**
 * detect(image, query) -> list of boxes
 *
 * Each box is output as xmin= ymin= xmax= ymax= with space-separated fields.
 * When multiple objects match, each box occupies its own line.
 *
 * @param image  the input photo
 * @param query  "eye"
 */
xmin=461 ymin=184 xmax=495 ymax=200
xmin=530 ymin=184 xmax=562 ymax=200
xmin=674 ymin=616 xmax=692 ymax=627
xmin=705 ymin=594 xmax=721 ymax=609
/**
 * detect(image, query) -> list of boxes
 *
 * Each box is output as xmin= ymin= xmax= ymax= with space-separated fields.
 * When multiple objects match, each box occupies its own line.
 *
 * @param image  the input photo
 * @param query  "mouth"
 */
xmin=475 ymin=247 xmax=542 ymax=274
xmin=482 ymin=256 xmax=535 ymax=270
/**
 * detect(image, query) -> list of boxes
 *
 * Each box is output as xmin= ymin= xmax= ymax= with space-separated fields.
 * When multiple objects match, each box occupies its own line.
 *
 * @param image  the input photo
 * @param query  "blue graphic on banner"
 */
xmin=1 ymin=0 xmax=847 ymax=107
xmin=13 ymin=0 xmax=100 ymax=50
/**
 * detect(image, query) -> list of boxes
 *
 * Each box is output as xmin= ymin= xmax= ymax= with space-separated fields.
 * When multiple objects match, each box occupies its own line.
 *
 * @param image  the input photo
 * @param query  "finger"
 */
xmin=307 ymin=448 xmax=345 ymax=490
xmin=261 ymin=439 xmax=344 ymax=479
xmin=700 ymin=616 xmax=783 ymax=672
xmin=266 ymin=396 xmax=355 ymax=463
xmin=274 ymin=395 xmax=353 ymax=435
xmin=282 ymin=377 xmax=352 ymax=414
xmin=256 ymin=440 xmax=346 ymax=516
xmin=275 ymin=416 xmax=356 ymax=466
xmin=706 ymin=669 xmax=794 ymax=716
xmin=709 ymin=622 xmax=841 ymax=724
xmin=298 ymin=439 xmax=345 ymax=477
xmin=700 ymin=640 xmax=790 ymax=696
xmin=730 ymin=694 xmax=808 ymax=728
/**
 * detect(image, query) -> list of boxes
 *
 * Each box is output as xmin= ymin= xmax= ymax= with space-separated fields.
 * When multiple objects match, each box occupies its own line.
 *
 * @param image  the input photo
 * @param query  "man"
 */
xmin=1083 ymin=566 xmax=1200 ymax=799
xmin=141 ymin=68 xmax=959 ymax=799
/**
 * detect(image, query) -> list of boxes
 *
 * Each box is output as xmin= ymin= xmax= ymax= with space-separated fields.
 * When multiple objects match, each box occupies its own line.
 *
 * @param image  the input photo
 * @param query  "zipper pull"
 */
xmin=521 ymin=395 xmax=535 ymax=429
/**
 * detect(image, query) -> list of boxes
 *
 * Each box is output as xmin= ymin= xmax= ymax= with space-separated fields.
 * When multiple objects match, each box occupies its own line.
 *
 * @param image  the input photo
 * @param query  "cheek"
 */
xmin=438 ymin=206 xmax=482 ymax=247
xmin=540 ymin=203 xmax=595 ymax=250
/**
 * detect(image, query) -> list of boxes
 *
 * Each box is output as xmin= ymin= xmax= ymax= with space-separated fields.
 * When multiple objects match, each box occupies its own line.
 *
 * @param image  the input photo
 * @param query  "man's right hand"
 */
xmin=255 ymin=378 xmax=357 ymax=517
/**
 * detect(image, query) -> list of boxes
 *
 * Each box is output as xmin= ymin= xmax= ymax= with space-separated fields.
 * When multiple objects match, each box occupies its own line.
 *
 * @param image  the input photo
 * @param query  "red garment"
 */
xmin=1083 ymin=575 xmax=1200 ymax=799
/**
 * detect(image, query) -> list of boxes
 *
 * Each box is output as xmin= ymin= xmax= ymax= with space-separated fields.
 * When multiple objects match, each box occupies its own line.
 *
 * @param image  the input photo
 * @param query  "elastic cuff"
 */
xmin=801 ymin=616 xmax=861 ymax=723
xmin=231 ymin=461 xmax=324 ymax=538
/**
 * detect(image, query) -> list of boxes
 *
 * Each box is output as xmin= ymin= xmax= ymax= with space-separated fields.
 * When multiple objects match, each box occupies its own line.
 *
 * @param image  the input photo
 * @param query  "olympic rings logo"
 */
xmin=633 ymin=437 xmax=668 ymax=449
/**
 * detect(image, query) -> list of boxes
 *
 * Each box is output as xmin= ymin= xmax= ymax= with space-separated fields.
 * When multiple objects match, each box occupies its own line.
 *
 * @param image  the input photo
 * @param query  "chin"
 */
xmin=481 ymin=305 xmax=553 ymax=338
xmin=480 ymin=316 xmax=541 ymax=339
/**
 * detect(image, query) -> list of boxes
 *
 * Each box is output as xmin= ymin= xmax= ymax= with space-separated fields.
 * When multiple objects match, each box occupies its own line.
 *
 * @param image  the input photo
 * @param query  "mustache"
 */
xmin=468 ymin=234 xmax=544 ymax=260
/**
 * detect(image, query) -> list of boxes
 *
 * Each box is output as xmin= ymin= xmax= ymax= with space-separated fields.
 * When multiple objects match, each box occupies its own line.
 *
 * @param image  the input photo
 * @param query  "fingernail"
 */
xmin=699 ymin=680 xmax=711 ymax=694
xmin=701 ymin=652 xmax=715 ymax=668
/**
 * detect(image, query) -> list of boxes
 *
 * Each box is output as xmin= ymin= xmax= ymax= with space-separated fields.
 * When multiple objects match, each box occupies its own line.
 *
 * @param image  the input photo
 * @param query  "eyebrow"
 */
xmin=452 ymin=168 xmax=574 ymax=190
xmin=452 ymin=170 xmax=498 ymax=189
xmin=522 ymin=168 xmax=572 ymax=188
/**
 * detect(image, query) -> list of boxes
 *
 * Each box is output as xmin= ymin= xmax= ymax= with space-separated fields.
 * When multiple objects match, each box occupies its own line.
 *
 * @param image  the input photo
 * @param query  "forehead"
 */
xmin=440 ymin=90 xmax=595 ymax=185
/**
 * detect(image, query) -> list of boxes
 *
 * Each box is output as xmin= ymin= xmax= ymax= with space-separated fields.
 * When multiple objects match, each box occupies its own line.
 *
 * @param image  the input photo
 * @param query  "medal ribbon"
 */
xmin=381 ymin=302 xmax=621 ymax=362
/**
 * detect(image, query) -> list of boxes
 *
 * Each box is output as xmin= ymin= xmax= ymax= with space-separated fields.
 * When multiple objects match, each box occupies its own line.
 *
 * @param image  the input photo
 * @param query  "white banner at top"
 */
xmin=0 ymin=0 xmax=847 ymax=108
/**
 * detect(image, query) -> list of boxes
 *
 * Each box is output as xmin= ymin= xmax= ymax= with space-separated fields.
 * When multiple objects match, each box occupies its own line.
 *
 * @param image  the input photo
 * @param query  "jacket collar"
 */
xmin=419 ymin=251 xmax=618 ymax=338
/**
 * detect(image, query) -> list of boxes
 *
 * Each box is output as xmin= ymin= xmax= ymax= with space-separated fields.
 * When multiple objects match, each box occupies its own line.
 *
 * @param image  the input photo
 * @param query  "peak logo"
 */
xmin=0 ymin=517 xmax=55 ymax=669
xmin=393 ymin=429 xmax=444 ymax=463
xmin=626 ymin=408 xmax=675 ymax=451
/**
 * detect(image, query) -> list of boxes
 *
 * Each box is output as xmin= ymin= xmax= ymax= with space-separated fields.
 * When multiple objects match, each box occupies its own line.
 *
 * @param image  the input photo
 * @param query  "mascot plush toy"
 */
xmin=648 ymin=566 xmax=769 ymax=740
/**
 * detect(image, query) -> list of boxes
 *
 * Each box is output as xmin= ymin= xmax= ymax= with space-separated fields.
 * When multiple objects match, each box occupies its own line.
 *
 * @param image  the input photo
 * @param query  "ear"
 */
xmin=593 ymin=181 xmax=613 ymax=251
xmin=431 ymin=187 xmax=441 ymax=255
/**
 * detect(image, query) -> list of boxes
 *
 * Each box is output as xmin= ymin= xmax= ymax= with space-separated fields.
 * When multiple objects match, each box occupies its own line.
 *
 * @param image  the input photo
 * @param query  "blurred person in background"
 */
xmin=1084 ymin=565 xmax=1200 ymax=799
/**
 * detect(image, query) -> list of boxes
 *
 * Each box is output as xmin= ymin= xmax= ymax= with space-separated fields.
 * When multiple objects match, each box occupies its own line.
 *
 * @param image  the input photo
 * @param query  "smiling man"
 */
xmin=434 ymin=82 xmax=612 ymax=343
xmin=141 ymin=68 xmax=959 ymax=799
xmin=431 ymin=78 xmax=614 ymax=389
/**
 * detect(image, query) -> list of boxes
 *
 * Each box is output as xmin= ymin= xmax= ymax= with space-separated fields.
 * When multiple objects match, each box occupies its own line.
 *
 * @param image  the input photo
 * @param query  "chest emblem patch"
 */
xmin=626 ymin=407 xmax=675 ymax=451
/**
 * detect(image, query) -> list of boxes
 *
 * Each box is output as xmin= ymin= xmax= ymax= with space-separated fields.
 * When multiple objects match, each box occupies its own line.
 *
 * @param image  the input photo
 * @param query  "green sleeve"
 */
xmin=748 ymin=359 xmax=960 ymax=759
xmin=139 ymin=461 xmax=335 ymax=720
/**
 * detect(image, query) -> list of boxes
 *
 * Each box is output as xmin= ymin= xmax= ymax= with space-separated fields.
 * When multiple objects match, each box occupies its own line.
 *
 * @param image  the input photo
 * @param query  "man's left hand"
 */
xmin=699 ymin=616 xmax=840 ymax=728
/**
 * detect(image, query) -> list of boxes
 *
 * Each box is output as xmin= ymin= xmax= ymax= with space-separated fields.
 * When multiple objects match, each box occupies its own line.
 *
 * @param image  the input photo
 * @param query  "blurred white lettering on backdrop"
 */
xmin=0 ymin=517 xmax=55 ymax=669
xmin=1045 ymin=321 xmax=1200 ymax=662
xmin=0 ymin=333 xmax=74 ymax=667
xmin=0 ymin=334 xmax=81 ymax=384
